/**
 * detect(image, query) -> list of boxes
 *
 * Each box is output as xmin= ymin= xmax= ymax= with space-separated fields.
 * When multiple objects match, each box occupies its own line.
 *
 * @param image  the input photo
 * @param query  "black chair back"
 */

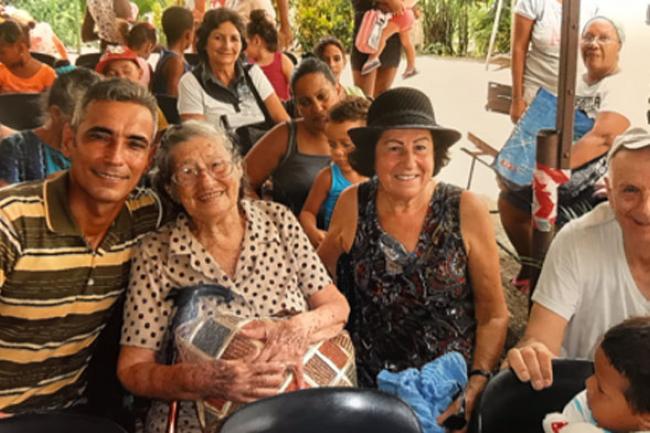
xmin=75 ymin=52 xmax=102 ymax=70
xmin=31 ymin=52 xmax=58 ymax=66
xmin=155 ymin=94 xmax=181 ymax=125
xmin=220 ymin=387 xmax=423 ymax=433
xmin=468 ymin=359 xmax=594 ymax=433
xmin=0 ymin=93 xmax=43 ymax=130
xmin=0 ymin=412 xmax=127 ymax=433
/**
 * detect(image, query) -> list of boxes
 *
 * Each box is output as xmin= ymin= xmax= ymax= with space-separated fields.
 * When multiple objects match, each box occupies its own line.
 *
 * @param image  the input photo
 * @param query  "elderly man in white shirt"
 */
xmin=505 ymin=127 xmax=650 ymax=390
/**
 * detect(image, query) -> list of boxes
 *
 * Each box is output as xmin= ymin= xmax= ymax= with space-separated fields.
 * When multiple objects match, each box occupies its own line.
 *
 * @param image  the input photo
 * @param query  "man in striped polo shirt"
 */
xmin=0 ymin=78 xmax=163 ymax=414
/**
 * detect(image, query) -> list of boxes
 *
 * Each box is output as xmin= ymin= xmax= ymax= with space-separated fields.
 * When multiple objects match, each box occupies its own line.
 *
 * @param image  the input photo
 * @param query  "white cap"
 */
xmin=607 ymin=127 xmax=650 ymax=163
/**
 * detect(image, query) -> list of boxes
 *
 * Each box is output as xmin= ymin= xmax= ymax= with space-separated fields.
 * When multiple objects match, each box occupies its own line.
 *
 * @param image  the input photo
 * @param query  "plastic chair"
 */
xmin=0 ymin=93 xmax=44 ymax=130
xmin=0 ymin=412 xmax=127 ymax=433
xmin=220 ymin=387 xmax=423 ymax=433
xmin=31 ymin=52 xmax=58 ymax=66
xmin=468 ymin=359 xmax=594 ymax=433
xmin=75 ymin=52 xmax=102 ymax=70
xmin=155 ymin=94 xmax=181 ymax=125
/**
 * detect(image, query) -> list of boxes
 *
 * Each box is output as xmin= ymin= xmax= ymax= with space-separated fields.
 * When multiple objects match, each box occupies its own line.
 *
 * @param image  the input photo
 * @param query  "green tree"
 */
xmin=294 ymin=0 xmax=354 ymax=53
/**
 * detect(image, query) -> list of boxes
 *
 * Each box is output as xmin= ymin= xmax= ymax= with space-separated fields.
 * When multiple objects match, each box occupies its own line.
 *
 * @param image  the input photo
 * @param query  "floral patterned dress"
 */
xmin=340 ymin=178 xmax=476 ymax=386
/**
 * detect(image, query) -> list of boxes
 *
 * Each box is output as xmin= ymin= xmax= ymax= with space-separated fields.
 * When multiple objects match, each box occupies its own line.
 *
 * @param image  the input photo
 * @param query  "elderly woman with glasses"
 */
xmin=116 ymin=121 xmax=349 ymax=433
xmin=318 ymin=87 xmax=509 ymax=427
xmin=499 ymin=16 xmax=634 ymax=291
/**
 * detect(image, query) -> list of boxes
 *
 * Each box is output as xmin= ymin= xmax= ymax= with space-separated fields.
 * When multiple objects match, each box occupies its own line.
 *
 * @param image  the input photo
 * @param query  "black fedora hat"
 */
xmin=348 ymin=87 xmax=461 ymax=177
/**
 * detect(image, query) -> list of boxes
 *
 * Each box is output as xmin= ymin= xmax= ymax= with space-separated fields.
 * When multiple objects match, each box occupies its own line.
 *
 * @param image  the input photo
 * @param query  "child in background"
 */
xmin=126 ymin=22 xmax=157 ymax=88
xmin=300 ymin=96 xmax=370 ymax=247
xmin=5 ymin=7 xmax=69 ymax=61
xmin=360 ymin=0 xmax=418 ymax=79
xmin=245 ymin=9 xmax=293 ymax=101
xmin=544 ymin=317 xmax=650 ymax=433
xmin=0 ymin=19 xmax=56 ymax=94
xmin=313 ymin=36 xmax=365 ymax=97
xmin=152 ymin=6 xmax=193 ymax=96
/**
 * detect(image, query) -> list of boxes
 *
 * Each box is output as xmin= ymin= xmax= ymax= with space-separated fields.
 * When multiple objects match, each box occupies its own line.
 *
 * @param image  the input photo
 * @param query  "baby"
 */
xmin=544 ymin=317 xmax=650 ymax=433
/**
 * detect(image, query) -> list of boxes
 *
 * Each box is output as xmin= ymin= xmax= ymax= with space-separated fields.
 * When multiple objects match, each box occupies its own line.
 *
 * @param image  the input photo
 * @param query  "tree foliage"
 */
xmin=13 ymin=0 xmax=510 ymax=58
xmin=293 ymin=0 xmax=354 ymax=53
xmin=421 ymin=0 xmax=511 ymax=57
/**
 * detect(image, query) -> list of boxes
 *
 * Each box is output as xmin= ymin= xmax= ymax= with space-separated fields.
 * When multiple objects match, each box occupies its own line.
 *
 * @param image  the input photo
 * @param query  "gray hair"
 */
xmin=41 ymin=68 xmax=102 ymax=123
xmin=582 ymin=15 xmax=625 ymax=45
xmin=154 ymin=120 xmax=246 ymax=211
xmin=70 ymin=78 xmax=158 ymax=137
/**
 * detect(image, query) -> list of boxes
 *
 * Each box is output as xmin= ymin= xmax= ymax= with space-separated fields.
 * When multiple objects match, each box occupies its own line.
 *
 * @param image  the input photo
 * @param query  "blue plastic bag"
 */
xmin=493 ymin=88 xmax=595 ymax=188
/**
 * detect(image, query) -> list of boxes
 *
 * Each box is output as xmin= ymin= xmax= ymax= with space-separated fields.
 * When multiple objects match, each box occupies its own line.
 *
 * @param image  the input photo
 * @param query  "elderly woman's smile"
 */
xmin=169 ymin=136 xmax=240 ymax=220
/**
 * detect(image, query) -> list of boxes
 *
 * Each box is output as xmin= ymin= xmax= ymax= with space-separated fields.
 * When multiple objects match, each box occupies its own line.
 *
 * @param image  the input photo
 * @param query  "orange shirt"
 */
xmin=0 ymin=63 xmax=57 ymax=94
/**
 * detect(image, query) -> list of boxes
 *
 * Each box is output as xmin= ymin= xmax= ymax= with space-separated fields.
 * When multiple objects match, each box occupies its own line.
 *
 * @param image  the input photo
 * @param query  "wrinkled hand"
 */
xmin=240 ymin=319 xmax=311 ymax=389
xmin=503 ymin=342 xmax=555 ymax=390
xmin=189 ymin=358 xmax=286 ymax=403
xmin=509 ymin=98 xmax=527 ymax=124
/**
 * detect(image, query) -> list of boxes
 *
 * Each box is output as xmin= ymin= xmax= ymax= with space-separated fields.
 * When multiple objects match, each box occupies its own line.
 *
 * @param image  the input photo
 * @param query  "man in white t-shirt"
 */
xmin=504 ymin=127 xmax=650 ymax=390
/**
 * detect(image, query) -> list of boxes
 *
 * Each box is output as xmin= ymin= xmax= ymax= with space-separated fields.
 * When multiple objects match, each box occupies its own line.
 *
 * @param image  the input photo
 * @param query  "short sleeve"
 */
xmin=0 ymin=206 xmax=20 ymax=290
xmin=0 ymin=135 xmax=23 ymax=184
xmin=276 ymin=205 xmax=332 ymax=298
xmin=515 ymin=0 xmax=542 ymax=20
xmin=121 ymin=235 xmax=175 ymax=351
xmin=598 ymin=73 xmax=645 ymax=127
xmin=531 ymin=224 xmax=582 ymax=321
xmin=39 ymin=65 xmax=56 ymax=89
xmin=248 ymin=64 xmax=275 ymax=101
xmin=177 ymin=72 xmax=206 ymax=116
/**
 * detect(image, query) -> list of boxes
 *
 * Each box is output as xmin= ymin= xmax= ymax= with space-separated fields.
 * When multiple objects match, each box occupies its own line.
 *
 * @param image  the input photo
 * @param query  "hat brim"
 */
xmin=348 ymin=124 xmax=461 ymax=158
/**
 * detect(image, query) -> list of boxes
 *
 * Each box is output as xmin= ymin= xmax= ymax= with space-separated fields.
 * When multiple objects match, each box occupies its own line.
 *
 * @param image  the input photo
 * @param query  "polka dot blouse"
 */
xmin=120 ymin=199 xmax=332 ymax=433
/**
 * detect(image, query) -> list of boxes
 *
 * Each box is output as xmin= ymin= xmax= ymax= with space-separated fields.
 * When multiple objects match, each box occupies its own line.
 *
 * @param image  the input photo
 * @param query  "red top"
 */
xmin=259 ymin=51 xmax=290 ymax=101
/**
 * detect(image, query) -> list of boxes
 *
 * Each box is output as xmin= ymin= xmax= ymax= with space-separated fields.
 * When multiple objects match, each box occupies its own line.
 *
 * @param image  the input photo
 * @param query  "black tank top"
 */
xmin=271 ymin=120 xmax=330 ymax=215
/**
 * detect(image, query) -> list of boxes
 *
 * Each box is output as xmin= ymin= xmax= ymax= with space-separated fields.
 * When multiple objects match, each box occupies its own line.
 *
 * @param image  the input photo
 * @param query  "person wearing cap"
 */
xmin=318 ymin=87 xmax=509 ymax=427
xmin=96 ymin=46 xmax=169 ymax=132
xmin=504 ymin=127 xmax=650 ymax=391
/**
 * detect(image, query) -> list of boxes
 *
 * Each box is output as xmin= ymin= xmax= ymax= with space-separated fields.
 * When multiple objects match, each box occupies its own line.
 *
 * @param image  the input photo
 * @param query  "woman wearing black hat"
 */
xmin=318 ymin=87 xmax=509 ymax=427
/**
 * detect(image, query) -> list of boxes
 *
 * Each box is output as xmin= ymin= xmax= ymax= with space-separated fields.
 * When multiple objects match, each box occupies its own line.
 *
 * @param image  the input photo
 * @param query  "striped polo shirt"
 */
xmin=0 ymin=171 xmax=162 ymax=413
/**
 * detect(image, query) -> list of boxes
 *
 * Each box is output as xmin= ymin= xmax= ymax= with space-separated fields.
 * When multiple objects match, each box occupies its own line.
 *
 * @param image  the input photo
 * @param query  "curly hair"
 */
xmin=246 ymin=9 xmax=278 ymax=52
xmin=329 ymin=96 xmax=370 ymax=123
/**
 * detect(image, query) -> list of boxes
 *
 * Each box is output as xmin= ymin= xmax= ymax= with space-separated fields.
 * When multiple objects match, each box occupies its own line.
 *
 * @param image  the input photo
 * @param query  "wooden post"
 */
xmin=529 ymin=0 xmax=580 ymax=297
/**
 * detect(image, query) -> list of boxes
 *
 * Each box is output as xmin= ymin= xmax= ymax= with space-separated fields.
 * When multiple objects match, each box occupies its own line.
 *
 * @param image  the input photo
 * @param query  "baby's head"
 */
xmin=325 ymin=96 xmax=370 ymax=172
xmin=0 ymin=19 xmax=29 ymax=67
xmin=586 ymin=317 xmax=650 ymax=432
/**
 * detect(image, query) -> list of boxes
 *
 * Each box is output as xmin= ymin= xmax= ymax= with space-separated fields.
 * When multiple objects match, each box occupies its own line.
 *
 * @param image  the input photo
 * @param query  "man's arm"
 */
xmin=504 ymin=303 xmax=569 ymax=390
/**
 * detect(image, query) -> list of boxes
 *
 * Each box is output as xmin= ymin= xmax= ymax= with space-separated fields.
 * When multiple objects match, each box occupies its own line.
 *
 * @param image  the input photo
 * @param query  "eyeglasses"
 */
xmin=581 ymin=34 xmax=617 ymax=45
xmin=172 ymin=160 xmax=233 ymax=185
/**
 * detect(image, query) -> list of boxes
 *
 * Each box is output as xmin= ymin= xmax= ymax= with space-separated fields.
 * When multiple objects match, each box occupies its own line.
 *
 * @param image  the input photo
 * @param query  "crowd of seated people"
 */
xmin=0 ymin=2 xmax=648 ymax=433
